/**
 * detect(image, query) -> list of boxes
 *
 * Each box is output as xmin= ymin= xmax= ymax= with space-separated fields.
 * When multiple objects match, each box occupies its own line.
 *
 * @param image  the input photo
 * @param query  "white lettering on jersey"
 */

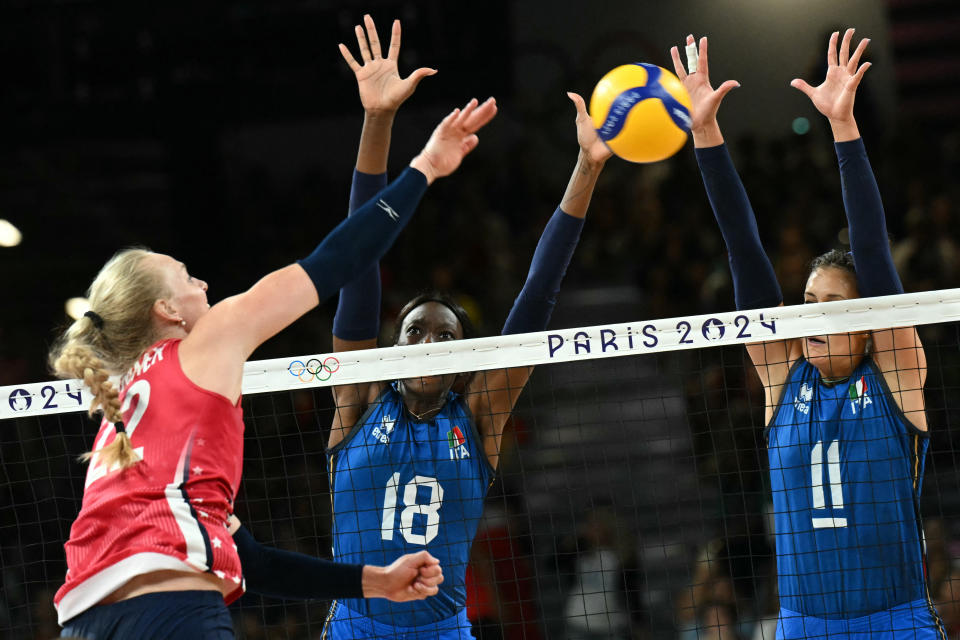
xmin=794 ymin=382 xmax=813 ymax=415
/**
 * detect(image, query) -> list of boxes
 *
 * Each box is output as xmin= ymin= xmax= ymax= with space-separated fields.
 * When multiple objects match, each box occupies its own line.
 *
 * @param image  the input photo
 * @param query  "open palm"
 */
xmin=670 ymin=35 xmax=738 ymax=131
xmin=339 ymin=15 xmax=436 ymax=115
xmin=413 ymin=97 xmax=498 ymax=182
xmin=791 ymin=29 xmax=871 ymax=122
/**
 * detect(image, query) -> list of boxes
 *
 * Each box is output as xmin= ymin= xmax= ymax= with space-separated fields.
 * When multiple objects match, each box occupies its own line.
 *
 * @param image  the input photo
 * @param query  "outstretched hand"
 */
xmin=410 ymin=97 xmax=498 ymax=184
xmin=791 ymin=29 xmax=870 ymax=126
xmin=365 ymin=550 xmax=444 ymax=601
xmin=567 ymin=92 xmax=612 ymax=165
xmin=670 ymin=35 xmax=739 ymax=134
xmin=339 ymin=15 xmax=436 ymax=115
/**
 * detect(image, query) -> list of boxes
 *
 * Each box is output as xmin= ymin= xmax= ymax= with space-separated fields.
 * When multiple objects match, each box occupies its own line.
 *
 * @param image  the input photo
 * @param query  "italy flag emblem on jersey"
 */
xmin=848 ymin=376 xmax=872 ymax=413
xmin=447 ymin=426 xmax=470 ymax=460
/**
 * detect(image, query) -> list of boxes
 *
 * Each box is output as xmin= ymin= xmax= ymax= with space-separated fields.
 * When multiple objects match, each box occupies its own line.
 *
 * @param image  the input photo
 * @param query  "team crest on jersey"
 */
xmin=447 ymin=426 xmax=470 ymax=460
xmin=794 ymin=382 xmax=813 ymax=415
xmin=847 ymin=376 xmax=872 ymax=413
xmin=372 ymin=414 xmax=395 ymax=444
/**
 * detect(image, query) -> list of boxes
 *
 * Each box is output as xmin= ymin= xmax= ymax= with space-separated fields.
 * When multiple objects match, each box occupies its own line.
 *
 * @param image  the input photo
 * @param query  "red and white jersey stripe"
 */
xmin=54 ymin=339 xmax=245 ymax=624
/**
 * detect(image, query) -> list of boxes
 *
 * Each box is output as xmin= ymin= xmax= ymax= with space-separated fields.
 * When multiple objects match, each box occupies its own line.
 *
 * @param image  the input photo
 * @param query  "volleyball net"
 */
xmin=2 ymin=289 xmax=960 ymax=638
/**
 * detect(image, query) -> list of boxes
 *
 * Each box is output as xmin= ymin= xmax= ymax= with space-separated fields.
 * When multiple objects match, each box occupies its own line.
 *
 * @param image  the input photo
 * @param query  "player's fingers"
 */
xmin=415 ymin=578 xmax=440 ymax=595
xmin=355 ymin=23 xmax=372 ymax=62
xmin=462 ymin=97 xmax=497 ymax=132
xmin=670 ymin=46 xmax=687 ymax=81
xmin=698 ymin=36 xmax=709 ymax=79
xmin=405 ymin=67 xmax=437 ymax=89
xmin=848 ymin=37 xmax=869 ymax=72
xmin=827 ymin=31 xmax=839 ymax=67
xmin=436 ymin=107 xmax=460 ymax=133
xmin=789 ymin=78 xmax=816 ymax=98
xmin=848 ymin=61 xmax=872 ymax=90
xmin=364 ymin=14 xmax=383 ymax=59
xmin=715 ymin=79 xmax=740 ymax=101
xmin=460 ymin=134 xmax=480 ymax=156
xmin=339 ymin=43 xmax=361 ymax=72
xmin=418 ymin=562 xmax=443 ymax=578
xmin=567 ymin=91 xmax=588 ymax=117
xmin=839 ymin=28 xmax=854 ymax=67
xmin=454 ymin=98 xmax=479 ymax=128
xmin=387 ymin=19 xmax=401 ymax=61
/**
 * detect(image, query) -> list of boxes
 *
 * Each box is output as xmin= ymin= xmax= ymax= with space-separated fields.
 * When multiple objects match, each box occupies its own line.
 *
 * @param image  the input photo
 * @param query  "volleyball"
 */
xmin=589 ymin=63 xmax=693 ymax=163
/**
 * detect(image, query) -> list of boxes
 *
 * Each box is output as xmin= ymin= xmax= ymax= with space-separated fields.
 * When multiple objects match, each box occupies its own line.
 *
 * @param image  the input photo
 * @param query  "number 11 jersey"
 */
xmin=327 ymin=383 xmax=494 ymax=626
xmin=768 ymin=356 xmax=932 ymax=619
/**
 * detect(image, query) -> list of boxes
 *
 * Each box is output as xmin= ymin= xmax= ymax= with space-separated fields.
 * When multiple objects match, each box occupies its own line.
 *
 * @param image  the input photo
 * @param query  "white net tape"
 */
xmin=3 ymin=288 xmax=959 ymax=420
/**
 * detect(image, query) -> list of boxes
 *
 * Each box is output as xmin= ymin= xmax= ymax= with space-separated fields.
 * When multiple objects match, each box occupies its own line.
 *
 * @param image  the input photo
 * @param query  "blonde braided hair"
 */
xmin=49 ymin=248 xmax=170 ymax=470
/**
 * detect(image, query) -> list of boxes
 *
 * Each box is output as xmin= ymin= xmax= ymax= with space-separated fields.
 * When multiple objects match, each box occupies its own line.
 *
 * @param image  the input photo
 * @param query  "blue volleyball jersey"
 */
xmin=768 ymin=356 xmax=934 ymax=620
xmin=326 ymin=383 xmax=494 ymax=627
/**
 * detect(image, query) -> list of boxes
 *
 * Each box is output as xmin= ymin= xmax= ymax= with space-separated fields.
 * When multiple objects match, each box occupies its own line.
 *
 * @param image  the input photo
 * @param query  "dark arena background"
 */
xmin=2 ymin=1 xmax=960 ymax=638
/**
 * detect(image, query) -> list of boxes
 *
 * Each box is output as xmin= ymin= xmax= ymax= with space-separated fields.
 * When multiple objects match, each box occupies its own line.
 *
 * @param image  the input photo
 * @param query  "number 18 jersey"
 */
xmin=768 ymin=356 xmax=933 ymax=619
xmin=327 ymin=383 xmax=494 ymax=627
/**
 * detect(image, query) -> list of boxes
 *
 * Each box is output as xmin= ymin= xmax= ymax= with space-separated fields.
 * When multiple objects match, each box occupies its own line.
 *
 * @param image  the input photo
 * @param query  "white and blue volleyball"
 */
xmin=589 ymin=63 xmax=693 ymax=163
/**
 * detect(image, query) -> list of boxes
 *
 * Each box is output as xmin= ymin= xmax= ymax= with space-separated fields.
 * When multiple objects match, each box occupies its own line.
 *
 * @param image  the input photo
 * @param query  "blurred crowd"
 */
xmin=4 ymin=110 xmax=960 ymax=639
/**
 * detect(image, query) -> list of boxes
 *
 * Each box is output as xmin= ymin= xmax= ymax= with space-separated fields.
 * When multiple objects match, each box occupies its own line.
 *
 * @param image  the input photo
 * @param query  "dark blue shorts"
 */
xmin=324 ymin=601 xmax=472 ymax=640
xmin=776 ymin=598 xmax=945 ymax=640
xmin=61 ymin=590 xmax=234 ymax=640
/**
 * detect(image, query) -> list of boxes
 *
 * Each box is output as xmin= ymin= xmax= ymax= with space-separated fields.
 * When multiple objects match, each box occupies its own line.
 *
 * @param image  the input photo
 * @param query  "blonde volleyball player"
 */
xmin=49 ymin=93 xmax=497 ymax=639
xmin=671 ymin=30 xmax=943 ymax=639
xmin=321 ymin=15 xmax=611 ymax=640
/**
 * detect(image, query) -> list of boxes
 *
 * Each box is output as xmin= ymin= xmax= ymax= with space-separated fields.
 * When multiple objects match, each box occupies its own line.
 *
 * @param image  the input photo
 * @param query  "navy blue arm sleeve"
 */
xmin=502 ymin=207 xmax=584 ymax=335
xmin=332 ymin=169 xmax=387 ymax=341
xmin=298 ymin=167 xmax=427 ymax=303
xmin=234 ymin=525 xmax=364 ymax=600
xmin=695 ymin=144 xmax=782 ymax=311
xmin=836 ymin=138 xmax=904 ymax=297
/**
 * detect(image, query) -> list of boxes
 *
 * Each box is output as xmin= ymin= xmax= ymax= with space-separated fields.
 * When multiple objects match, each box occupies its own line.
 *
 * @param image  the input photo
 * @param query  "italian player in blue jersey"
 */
xmin=321 ymin=15 xmax=610 ymax=640
xmin=670 ymin=30 xmax=944 ymax=639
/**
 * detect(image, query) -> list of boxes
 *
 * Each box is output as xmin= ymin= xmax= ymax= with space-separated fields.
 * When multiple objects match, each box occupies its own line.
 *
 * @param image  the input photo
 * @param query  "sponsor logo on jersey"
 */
xmin=447 ymin=426 xmax=470 ymax=460
xmin=372 ymin=414 xmax=395 ymax=444
xmin=847 ymin=376 xmax=872 ymax=414
xmin=377 ymin=198 xmax=399 ymax=221
xmin=794 ymin=382 xmax=813 ymax=415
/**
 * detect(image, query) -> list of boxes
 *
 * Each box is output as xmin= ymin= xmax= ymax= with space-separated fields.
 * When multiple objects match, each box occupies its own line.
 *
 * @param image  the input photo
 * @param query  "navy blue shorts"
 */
xmin=61 ymin=590 xmax=234 ymax=640
xmin=776 ymin=598 xmax=945 ymax=640
xmin=324 ymin=601 xmax=473 ymax=640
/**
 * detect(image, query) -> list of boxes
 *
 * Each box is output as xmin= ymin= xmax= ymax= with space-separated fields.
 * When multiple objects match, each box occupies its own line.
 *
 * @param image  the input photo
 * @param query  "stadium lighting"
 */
xmin=65 ymin=297 xmax=91 ymax=320
xmin=0 ymin=219 xmax=22 ymax=247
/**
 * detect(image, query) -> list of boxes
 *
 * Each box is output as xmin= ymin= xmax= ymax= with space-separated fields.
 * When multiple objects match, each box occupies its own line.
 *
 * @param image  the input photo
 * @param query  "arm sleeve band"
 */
xmin=695 ymin=144 xmax=783 ymax=310
xmin=836 ymin=138 xmax=904 ymax=296
xmin=298 ymin=167 xmax=427 ymax=303
xmin=502 ymin=207 xmax=584 ymax=335
xmin=234 ymin=524 xmax=364 ymax=600
xmin=332 ymin=169 xmax=387 ymax=340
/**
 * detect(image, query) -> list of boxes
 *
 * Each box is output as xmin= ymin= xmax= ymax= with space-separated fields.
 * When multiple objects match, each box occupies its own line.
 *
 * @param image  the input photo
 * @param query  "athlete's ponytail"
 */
xmin=48 ymin=248 xmax=169 ymax=469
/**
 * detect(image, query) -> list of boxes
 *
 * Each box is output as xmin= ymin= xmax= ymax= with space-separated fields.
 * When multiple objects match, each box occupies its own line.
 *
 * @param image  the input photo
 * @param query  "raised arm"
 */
xmin=672 ymin=35 xmax=795 ymax=412
xmin=792 ymin=29 xmax=926 ymax=428
xmin=330 ymin=16 xmax=436 ymax=447
xmin=467 ymin=92 xmax=610 ymax=468
xmin=179 ymin=98 xmax=497 ymax=404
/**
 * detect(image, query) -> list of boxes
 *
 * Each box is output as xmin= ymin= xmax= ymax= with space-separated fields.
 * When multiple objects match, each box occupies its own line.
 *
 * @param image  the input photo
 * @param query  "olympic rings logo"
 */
xmin=288 ymin=357 xmax=340 ymax=383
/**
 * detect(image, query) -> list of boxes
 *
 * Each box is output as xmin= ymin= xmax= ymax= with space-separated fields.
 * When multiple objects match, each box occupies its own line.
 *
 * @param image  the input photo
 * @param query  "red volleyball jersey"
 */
xmin=54 ymin=339 xmax=246 ymax=624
